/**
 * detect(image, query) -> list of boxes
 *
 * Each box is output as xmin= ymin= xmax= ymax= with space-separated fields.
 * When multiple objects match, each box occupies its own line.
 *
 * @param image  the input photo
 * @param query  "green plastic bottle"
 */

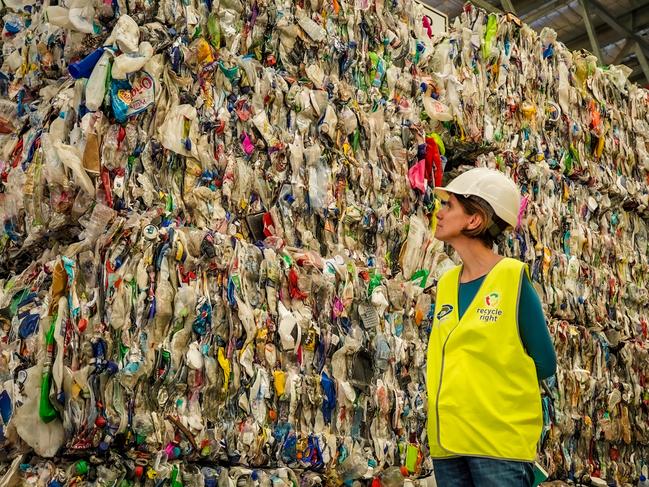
xmin=39 ymin=315 xmax=58 ymax=423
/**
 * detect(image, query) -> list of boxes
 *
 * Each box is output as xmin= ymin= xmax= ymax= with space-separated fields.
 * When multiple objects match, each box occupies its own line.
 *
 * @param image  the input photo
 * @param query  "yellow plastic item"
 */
xmin=217 ymin=347 xmax=230 ymax=393
xmin=196 ymin=38 xmax=214 ymax=65
xmin=272 ymin=369 xmax=286 ymax=397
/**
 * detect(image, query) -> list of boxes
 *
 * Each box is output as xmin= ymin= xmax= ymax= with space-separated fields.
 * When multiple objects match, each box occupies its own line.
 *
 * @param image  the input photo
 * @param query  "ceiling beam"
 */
xmin=501 ymin=0 xmax=517 ymax=13
xmin=523 ymin=0 xmax=574 ymax=24
xmin=578 ymin=0 xmax=603 ymax=63
xmin=561 ymin=2 xmax=649 ymax=52
xmin=515 ymin=0 xmax=551 ymax=16
xmin=469 ymin=0 xmax=503 ymax=14
xmin=612 ymin=39 xmax=633 ymax=64
xmin=586 ymin=0 xmax=649 ymax=58
xmin=634 ymin=42 xmax=649 ymax=81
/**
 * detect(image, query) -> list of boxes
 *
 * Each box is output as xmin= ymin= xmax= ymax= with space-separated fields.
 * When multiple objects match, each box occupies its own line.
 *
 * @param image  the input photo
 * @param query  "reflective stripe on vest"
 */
xmin=426 ymin=257 xmax=543 ymax=461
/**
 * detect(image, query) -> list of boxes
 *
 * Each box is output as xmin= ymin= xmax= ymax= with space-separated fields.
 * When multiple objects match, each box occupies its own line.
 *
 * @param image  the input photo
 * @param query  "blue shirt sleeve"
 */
xmin=518 ymin=274 xmax=557 ymax=380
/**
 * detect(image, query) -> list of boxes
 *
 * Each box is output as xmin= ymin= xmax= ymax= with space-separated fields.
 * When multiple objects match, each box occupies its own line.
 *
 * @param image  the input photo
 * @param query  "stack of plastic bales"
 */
xmin=2 ymin=0 xmax=649 ymax=483
xmin=0 ymin=0 xmax=450 ymax=483
xmin=428 ymin=5 xmax=649 ymax=485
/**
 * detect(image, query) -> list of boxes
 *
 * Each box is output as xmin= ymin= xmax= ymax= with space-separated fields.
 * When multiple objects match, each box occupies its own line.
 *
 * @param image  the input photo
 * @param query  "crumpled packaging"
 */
xmin=0 ymin=0 xmax=648 ymax=483
xmin=0 ymin=0 xmax=446 ymax=482
xmin=428 ymin=5 xmax=649 ymax=485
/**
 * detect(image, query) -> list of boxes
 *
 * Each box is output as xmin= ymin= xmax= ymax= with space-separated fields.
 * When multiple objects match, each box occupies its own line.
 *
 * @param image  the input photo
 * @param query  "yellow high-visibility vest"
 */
xmin=426 ymin=257 xmax=543 ymax=462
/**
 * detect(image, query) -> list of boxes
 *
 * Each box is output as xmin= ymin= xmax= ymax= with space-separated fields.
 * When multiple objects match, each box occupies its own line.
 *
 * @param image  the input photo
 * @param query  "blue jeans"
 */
xmin=433 ymin=457 xmax=534 ymax=487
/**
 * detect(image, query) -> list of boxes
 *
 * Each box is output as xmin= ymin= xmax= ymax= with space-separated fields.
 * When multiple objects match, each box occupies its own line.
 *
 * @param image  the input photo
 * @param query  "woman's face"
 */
xmin=434 ymin=193 xmax=478 ymax=242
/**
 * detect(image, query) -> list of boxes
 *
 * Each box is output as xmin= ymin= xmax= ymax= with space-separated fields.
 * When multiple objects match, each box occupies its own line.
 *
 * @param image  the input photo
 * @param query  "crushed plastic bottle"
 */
xmin=379 ymin=466 xmax=408 ymax=487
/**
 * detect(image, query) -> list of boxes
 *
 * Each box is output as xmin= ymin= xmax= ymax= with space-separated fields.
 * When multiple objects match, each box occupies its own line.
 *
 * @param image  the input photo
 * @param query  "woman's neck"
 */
xmin=451 ymin=238 xmax=502 ymax=282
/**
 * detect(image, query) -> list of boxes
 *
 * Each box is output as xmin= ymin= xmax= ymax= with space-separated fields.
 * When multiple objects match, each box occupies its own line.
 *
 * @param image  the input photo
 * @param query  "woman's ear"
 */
xmin=466 ymin=213 xmax=484 ymax=232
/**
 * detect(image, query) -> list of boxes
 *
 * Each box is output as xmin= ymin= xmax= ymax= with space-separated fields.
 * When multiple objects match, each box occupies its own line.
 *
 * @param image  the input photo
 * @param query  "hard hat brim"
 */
xmin=433 ymin=187 xmax=460 ymax=201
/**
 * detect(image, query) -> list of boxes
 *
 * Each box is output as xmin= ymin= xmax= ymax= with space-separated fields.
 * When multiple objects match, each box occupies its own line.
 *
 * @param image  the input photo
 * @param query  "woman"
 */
xmin=427 ymin=167 xmax=557 ymax=487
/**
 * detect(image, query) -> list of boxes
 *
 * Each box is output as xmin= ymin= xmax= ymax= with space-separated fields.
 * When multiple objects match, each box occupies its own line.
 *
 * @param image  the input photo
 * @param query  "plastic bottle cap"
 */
xmin=78 ymin=318 xmax=87 ymax=332
xmin=144 ymin=225 xmax=159 ymax=240
xmin=641 ymin=476 xmax=647 ymax=481
xmin=106 ymin=361 xmax=119 ymax=375
xmin=75 ymin=460 xmax=89 ymax=475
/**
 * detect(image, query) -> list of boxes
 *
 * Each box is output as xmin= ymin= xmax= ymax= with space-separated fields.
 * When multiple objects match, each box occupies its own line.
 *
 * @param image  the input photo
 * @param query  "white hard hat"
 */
xmin=434 ymin=167 xmax=521 ymax=228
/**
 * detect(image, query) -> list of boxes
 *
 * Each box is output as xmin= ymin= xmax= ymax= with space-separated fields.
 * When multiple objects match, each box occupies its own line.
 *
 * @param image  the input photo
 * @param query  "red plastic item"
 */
xmin=425 ymin=136 xmax=443 ymax=187
xmin=262 ymin=212 xmax=275 ymax=237
xmin=78 ymin=318 xmax=87 ymax=333
xmin=101 ymin=167 xmax=113 ymax=208
xmin=288 ymin=268 xmax=307 ymax=300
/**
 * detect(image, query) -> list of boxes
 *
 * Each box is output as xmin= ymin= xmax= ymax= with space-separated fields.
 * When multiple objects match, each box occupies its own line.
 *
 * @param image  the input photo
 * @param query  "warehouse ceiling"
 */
xmin=425 ymin=0 xmax=649 ymax=88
